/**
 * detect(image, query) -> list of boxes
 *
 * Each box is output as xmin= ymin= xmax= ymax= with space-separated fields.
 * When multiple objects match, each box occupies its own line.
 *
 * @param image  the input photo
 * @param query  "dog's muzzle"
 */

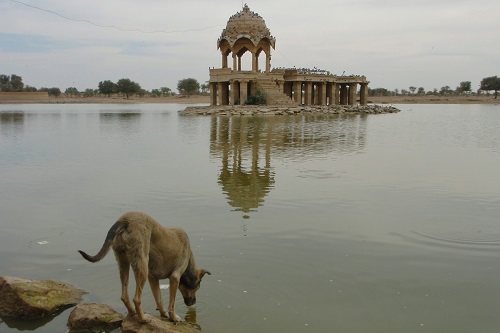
xmin=183 ymin=297 xmax=196 ymax=306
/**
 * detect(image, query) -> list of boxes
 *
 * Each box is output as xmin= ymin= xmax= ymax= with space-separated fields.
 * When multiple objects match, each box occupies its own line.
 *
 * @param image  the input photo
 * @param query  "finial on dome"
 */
xmin=243 ymin=4 xmax=250 ymax=12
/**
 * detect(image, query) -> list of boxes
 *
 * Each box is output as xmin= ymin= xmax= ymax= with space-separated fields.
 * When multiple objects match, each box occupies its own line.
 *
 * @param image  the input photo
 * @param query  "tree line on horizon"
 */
xmin=2 ymin=74 xmax=500 ymax=99
xmin=369 ymin=77 xmax=500 ymax=99
xmin=0 ymin=74 xmax=210 ymax=99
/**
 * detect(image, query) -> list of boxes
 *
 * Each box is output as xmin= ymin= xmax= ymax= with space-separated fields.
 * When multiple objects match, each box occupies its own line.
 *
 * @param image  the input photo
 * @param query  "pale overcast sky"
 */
xmin=1 ymin=0 xmax=498 ymax=92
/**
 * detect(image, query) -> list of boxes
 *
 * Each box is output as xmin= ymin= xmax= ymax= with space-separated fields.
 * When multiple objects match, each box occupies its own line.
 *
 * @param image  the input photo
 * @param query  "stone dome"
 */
xmin=217 ymin=4 xmax=276 ymax=49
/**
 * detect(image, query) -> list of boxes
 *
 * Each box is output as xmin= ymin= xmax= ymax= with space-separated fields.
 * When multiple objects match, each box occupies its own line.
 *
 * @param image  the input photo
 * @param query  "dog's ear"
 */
xmin=197 ymin=268 xmax=211 ymax=280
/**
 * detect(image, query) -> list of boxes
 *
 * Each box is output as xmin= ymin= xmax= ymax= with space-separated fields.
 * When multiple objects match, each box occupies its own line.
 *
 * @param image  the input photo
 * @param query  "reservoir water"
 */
xmin=0 ymin=103 xmax=499 ymax=332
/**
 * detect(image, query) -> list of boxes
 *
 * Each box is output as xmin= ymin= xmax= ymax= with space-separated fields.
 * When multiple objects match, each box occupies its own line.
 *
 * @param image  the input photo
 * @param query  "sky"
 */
xmin=1 ymin=0 xmax=499 ymax=93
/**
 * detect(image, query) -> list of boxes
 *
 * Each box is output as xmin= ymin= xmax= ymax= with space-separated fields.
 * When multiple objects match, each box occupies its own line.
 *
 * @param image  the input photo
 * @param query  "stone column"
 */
xmin=304 ymin=81 xmax=313 ymax=105
xmin=238 ymin=56 xmax=242 ymax=71
xmin=360 ymin=83 xmax=368 ymax=105
xmin=232 ymin=53 xmax=237 ymax=71
xmin=348 ymin=83 xmax=357 ymax=105
xmin=240 ymin=80 xmax=248 ymax=104
xmin=266 ymin=52 xmax=271 ymax=73
xmin=222 ymin=53 xmax=228 ymax=69
xmin=320 ymin=82 xmax=327 ymax=105
xmin=222 ymin=82 xmax=230 ymax=105
xmin=293 ymin=81 xmax=302 ymax=103
xmin=229 ymin=80 xmax=236 ymax=105
xmin=217 ymin=82 xmax=223 ymax=106
xmin=333 ymin=83 xmax=340 ymax=105
xmin=252 ymin=53 xmax=258 ymax=72
xmin=340 ymin=84 xmax=347 ymax=105
xmin=210 ymin=82 xmax=217 ymax=106
xmin=284 ymin=82 xmax=293 ymax=99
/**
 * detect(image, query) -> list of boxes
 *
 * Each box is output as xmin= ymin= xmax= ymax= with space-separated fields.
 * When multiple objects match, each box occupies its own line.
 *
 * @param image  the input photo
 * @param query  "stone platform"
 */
xmin=180 ymin=104 xmax=400 ymax=116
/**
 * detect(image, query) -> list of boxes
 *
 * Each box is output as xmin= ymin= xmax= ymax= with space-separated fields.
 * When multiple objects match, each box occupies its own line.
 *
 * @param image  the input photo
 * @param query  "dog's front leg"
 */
xmin=168 ymin=275 xmax=182 ymax=322
xmin=148 ymin=275 xmax=168 ymax=318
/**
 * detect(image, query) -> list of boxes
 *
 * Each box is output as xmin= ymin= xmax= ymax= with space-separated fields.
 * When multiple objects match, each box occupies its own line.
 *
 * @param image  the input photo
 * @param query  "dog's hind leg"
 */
xmin=131 ymin=259 xmax=149 ymax=323
xmin=148 ymin=276 xmax=168 ymax=318
xmin=116 ymin=255 xmax=136 ymax=317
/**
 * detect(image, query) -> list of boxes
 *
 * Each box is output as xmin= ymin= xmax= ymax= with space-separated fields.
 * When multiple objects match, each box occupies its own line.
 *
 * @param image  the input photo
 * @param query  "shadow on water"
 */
xmin=209 ymin=113 xmax=368 ymax=215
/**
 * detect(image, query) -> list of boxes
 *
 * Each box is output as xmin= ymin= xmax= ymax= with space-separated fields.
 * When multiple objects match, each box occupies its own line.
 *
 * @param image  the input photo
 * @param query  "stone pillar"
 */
xmin=293 ymin=81 xmax=302 ymax=103
xmin=229 ymin=81 xmax=236 ymax=105
xmin=340 ymin=84 xmax=348 ymax=105
xmin=333 ymin=83 xmax=340 ymax=105
xmin=320 ymin=82 xmax=327 ymax=105
xmin=360 ymin=83 xmax=368 ymax=105
xmin=222 ymin=82 xmax=230 ymax=105
xmin=304 ymin=81 xmax=313 ymax=105
xmin=232 ymin=53 xmax=237 ymax=71
xmin=238 ymin=56 xmax=242 ymax=71
xmin=240 ymin=80 xmax=248 ymax=104
xmin=348 ymin=83 xmax=357 ymax=105
xmin=252 ymin=53 xmax=258 ymax=72
xmin=217 ymin=82 xmax=223 ymax=106
xmin=210 ymin=82 xmax=217 ymax=106
xmin=284 ymin=82 xmax=293 ymax=99
xmin=266 ymin=52 xmax=271 ymax=73
xmin=222 ymin=53 xmax=228 ymax=69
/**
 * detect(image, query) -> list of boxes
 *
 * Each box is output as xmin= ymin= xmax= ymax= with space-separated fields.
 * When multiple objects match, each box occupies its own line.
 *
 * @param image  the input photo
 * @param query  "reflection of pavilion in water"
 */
xmin=210 ymin=114 xmax=367 ymax=214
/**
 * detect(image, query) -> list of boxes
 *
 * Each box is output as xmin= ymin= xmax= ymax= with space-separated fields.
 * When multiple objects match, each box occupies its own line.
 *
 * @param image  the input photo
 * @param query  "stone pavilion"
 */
xmin=209 ymin=5 xmax=369 ymax=106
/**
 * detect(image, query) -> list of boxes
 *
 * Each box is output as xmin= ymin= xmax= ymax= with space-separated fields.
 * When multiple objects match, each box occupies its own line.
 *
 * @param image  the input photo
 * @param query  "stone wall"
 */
xmin=0 ymin=92 xmax=49 ymax=101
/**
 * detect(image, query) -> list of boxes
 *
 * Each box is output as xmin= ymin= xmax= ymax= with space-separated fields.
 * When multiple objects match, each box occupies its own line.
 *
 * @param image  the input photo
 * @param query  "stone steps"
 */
xmin=256 ymin=79 xmax=297 ymax=106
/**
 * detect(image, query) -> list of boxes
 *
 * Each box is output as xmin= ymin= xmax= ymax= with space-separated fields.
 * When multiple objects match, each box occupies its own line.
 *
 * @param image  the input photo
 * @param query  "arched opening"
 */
xmin=237 ymin=47 xmax=253 ymax=72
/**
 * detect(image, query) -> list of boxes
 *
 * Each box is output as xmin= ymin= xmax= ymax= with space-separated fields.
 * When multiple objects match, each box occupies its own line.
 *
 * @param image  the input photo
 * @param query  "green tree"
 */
xmin=409 ymin=86 xmax=417 ymax=95
xmin=160 ymin=87 xmax=172 ymax=97
xmin=116 ymin=78 xmax=141 ymax=99
xmin=98 ymin=80 xmax=117 ymax=97
xmin=48 ymin=87 xmax=61 ymax=97
xmin=200 ymin=82 xmax=209 ymax=94
xmin=417 ymin=87 xmax=425 ymax=95
xmin=10 ymin=75 xmax=24 ymax=91
xmin=150 ymin=89 xmax=161 ymax=97
xmin=439 ymin=86 xmax=453 ymax=95
xmin=24 ymin=85 xmax=37 ymax=92
xmin=83 ymin=88 xmax=95 ymax=97
xmin=65 ymin=87 xmax=79 ymax=96
xmin=456 ymin=81 xmax=471 ymax=95
xmin=480 ymin=76 xmax=500 ymax=99
xmin=177 ymin=78 xmax=200 ymax=97
xmin=0 ymin=74 xmax=25 ymax=91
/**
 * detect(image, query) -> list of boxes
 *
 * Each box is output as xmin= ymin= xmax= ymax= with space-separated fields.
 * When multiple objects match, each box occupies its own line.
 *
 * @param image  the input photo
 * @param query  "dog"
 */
xmin=78 ymin=211 xmax=210 ymax=323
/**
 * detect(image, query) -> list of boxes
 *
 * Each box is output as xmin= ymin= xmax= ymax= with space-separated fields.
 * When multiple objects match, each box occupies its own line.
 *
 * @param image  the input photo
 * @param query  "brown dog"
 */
xmin=78 ymin=211 xmax=210 ymax=323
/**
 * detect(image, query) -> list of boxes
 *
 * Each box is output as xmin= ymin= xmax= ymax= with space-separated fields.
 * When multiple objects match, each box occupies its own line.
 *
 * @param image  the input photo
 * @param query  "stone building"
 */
xmin=209 ymin=5 xmax=369 ymax=106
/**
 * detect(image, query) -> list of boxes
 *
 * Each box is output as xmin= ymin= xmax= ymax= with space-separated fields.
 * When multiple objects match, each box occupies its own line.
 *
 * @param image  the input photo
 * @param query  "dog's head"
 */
xmin=179 ymin=268 xmax=211 ymax=306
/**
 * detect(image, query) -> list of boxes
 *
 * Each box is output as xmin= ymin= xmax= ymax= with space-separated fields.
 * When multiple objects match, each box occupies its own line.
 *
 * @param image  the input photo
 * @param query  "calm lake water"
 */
xmin=0 ymin=103 xmax=499 ymax=333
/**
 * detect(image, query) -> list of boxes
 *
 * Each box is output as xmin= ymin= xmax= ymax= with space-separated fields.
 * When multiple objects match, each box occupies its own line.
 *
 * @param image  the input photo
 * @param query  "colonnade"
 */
xmin=282 ymin=81 xmax=368 ymax=106
xmin=210 ymin=80 xmax=257 ymax=106
xmin=210 ymin=79 xmax=368 ymax=106
xmin=221 ymin=49 xmax=271 ymax=73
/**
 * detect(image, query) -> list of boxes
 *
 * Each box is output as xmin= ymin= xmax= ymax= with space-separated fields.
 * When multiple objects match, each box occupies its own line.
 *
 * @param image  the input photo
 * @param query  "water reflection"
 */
xmin=99 ymin=113 xmax=142 ymax=136
xmin=0 ymin=112 xmax=25 ymax=139
xmin=210 ymin=114 xmax=367 ymax=214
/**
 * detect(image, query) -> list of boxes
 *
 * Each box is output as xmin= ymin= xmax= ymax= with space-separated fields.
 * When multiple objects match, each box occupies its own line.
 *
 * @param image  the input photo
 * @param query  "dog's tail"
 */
xmin=78 ymin=220 xmax=124 ymax=263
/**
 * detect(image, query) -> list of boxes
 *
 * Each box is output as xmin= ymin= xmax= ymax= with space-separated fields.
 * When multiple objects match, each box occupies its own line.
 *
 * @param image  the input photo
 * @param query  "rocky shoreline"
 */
xmin=180 ymin=104 xmax=401 ymax=116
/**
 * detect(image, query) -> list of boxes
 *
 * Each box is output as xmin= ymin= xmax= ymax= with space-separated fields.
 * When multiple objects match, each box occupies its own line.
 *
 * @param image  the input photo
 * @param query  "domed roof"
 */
xmin=217 ymin=4 xmax=276 ymax=49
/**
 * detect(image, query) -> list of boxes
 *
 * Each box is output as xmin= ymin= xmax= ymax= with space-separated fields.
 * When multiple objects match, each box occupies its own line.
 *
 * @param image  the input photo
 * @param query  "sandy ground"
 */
xmin=0 ymin=95 xmax=211 ymax=104
xmin=0 ymin=94 xmax=498 ymax=105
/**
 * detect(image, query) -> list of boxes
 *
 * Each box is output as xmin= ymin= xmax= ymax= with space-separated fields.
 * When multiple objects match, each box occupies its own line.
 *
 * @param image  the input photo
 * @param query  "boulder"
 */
xmin=68 ymin=303 xmax=123 ymax=332
xmin=0 ymin=276 xmax=86 ymax=320
xmin=121 ymin=314 xmax=201 ymax=333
